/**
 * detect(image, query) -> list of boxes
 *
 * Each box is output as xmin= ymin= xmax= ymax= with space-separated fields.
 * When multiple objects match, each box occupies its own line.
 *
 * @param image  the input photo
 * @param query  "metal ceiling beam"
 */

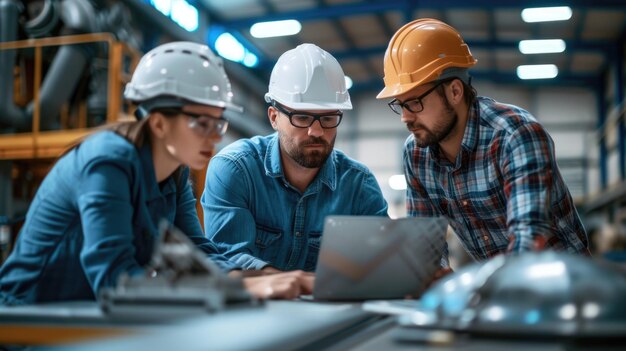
xmin=351 ymin=71 xmax=601 ymax=92
xmin=318 ymin=0 xmax=358 ymax=51
xmin=257 ymin=0 xmax=301 ymax=50
xmin=317 ymin=0 xmax=380 ymax=77
xmin=121 ymin=0 xmax=270 ymax=133
xmin=488 ymin=11 xmax=497 ymax=70
xmin=200 ymin=1 xmax=621 ymax=89
xmin=328 ymin=39 xmax=613 ymax=61
xmin=364 ymin=0 xmax=395 ymax=39
xmin=250 ymin=37 xmax=612 ymax=73
xmin=197 ymin=2 xmax=269 ymax=92
xmin=565 ymin=8 xmax=588 ymax=71
xmin=224 ymin=1 xmax=626 ymax=28
xmin=198 ymin=0 xmax=621 ymax=95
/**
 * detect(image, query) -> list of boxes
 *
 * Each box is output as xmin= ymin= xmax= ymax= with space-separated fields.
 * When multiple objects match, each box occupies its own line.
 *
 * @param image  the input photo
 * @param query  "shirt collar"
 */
xmin=263 ymin=133 xmax=337 ymax=191
xmin=317 ymin=151 xmax=337 ymax=191
xmin=139 ymin=141 xmax=176 ymax=201
xmin=460 ymin=100 xmax=481 ymax=153
xmin=264 ymin=133 xmax=283 ymax=178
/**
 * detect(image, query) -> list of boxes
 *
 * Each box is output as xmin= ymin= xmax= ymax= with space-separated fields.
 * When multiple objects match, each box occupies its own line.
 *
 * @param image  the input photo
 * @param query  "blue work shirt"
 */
xmin=0 ymin=131 xmax=237 ymax=305
xmin=201 ymin=133 xmax=389 ymax=271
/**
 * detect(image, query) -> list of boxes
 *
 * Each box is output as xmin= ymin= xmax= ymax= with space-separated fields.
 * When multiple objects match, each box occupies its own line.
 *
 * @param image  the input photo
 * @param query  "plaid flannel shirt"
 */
xmin=404 ymin=97 xmax=589 ymax=262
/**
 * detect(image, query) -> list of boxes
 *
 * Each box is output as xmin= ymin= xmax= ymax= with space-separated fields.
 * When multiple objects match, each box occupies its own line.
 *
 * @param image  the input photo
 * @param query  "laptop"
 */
xmin=311 ymin=215 xmax=448 ymax=301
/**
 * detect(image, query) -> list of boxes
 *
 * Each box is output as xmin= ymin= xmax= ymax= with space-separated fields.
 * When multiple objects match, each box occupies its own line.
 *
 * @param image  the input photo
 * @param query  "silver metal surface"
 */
xmin=98 ymin=220 xmax=254 ymax=319
xmin=405 ymin=251 xmax=626 ymax=338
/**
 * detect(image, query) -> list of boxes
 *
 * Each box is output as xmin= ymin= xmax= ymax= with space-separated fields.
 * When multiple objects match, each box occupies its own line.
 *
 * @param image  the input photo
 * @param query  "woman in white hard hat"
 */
xmin=0 ymin=42 xmax=312 ymax=305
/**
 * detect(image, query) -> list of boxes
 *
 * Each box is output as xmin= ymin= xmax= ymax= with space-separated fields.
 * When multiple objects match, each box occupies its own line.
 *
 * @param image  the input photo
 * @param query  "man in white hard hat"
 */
xmin=201 ymin=44 xmax=388 ymax=272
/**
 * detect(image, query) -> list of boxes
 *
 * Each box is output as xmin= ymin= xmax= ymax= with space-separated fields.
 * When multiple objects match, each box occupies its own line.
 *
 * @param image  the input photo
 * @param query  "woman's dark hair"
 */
xmin=108 ymin=118 xmax=151 ymax=147
xmin=62 ymin=117 xmax=150 ymax=155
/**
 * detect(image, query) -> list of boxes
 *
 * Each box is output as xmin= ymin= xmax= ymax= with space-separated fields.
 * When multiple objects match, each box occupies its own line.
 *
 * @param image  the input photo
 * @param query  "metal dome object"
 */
xmin=403 ymin=251 xmax=626 ymax=339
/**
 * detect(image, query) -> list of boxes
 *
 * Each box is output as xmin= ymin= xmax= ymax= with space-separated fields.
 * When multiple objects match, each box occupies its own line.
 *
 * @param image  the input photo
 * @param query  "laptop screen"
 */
xmin=313 ymin=216 xmax=448 ymax=301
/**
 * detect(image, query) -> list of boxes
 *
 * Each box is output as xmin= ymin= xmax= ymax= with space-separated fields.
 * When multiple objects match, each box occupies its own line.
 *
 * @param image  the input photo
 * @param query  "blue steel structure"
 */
xmin=77 ymin=0 xmax=626 ymax=205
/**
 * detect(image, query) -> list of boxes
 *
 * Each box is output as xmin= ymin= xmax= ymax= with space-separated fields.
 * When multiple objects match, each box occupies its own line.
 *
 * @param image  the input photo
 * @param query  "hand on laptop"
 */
xmin=242 ymin=270 xmax=315 ymax=300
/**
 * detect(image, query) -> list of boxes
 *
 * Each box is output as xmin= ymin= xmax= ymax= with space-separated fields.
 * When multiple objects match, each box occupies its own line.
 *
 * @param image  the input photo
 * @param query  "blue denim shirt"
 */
xmin=201 ymin=133 xmax=388 ymax=271
xmin=0 ymin=131 xmax=237 ymax=305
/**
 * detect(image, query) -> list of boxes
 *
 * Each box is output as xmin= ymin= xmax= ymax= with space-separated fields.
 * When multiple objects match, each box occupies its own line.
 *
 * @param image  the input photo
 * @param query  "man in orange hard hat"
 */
xmin=377 ymin=19 xmax=590 ymax=268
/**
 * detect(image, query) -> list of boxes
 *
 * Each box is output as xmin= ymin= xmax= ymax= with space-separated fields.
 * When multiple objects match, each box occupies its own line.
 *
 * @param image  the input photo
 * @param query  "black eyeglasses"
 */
xmin=153 ymin=108 xmax=229 ymax=137
xmin=387 ymin=81 xmax=443 ymax=115
xmin=272 ymin=101 xmax=343 ymax=129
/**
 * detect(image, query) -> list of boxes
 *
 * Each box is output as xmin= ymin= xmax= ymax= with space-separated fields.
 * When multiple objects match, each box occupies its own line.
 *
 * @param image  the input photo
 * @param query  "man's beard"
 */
xmin=280 ymin=135 xmax=335 ymax=168
xmin=408 ymin=98 xmax=458 ymax=148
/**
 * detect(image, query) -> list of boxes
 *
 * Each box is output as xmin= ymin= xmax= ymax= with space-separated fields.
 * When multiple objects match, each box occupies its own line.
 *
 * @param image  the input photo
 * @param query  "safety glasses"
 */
xmin=387 ymin=82 xmax=443 ymax=115
xmin=272 ymin=101 xmax=343 ymax=129
xmin=154 ymin=108 xmax=229 ymax=137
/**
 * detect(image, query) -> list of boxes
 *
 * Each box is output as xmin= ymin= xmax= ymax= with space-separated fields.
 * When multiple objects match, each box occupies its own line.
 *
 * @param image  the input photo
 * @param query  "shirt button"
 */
xmin=483 ymin=235 xmax=489 ymax=241
xmin=462 ymin=200 xmax=468 ymax=206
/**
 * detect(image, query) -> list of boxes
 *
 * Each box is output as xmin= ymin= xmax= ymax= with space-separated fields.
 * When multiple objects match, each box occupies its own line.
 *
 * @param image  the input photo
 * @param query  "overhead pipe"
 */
xmin=25 ymin=44 xmax=88 ymax=131
xmin=0 ymin=0 xmax=27 ymax=131
xmin=25 ymin=0 xmax=96 ymax=131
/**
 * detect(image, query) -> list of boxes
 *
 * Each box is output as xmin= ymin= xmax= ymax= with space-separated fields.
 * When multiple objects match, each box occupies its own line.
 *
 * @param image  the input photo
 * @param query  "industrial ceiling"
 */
xmin=199 ymin=0 xmax=626 ymax=92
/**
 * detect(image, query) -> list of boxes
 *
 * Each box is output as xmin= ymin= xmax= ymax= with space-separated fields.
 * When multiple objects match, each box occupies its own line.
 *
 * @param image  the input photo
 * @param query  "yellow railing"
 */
xmin=0 ymin=33 xmax=140 ymax=159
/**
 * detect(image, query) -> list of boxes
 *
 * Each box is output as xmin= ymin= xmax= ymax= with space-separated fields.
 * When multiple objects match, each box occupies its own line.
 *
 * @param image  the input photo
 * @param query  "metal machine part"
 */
xmin=402 ymin=251 xmax=626 ymax=339
xmin=0 ymin=0 xmax=28 ymax=131
xmin=23 ymin=0 xmax=60 ymax=38
xmin=24 ymin=0 xmax=97 ymax=131
xmin=1 ymin=0 xmax=127 ymax=132
xmin=25 ymin=41 xmax=89 ymax=131
xmin=99 ymin=220 xmax=257 ymax=320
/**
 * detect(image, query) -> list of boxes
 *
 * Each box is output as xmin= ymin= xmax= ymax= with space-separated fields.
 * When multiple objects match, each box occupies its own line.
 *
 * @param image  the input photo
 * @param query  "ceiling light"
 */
xmin=170 ymin=0 xmax=198 ymax=32
xmin=519 ymin=39 xmax=566 ymax=54
xmin=344 ymin=76 xmax=353 ymax=90
xmin=151 ymin=0 xmax=171 ymax=15
xmin=517 ymin=64 xmax=558 ymax=80
xmin=389 ymin=175 xmax=407 ymax=190
xmin=149 ymin=0 xmax=199 ymax=32
xmin=242 ymin=52 xmax=258 ymax=68
xmin=214 ymin=32 xmax=259 ymax=68
xmin=215 ymin=33 xmax=245 ymax=62
xmin=521 ymin=6 xmax=572 ymax=23
xmin=250 ymin=20 xmax=302 ymax=38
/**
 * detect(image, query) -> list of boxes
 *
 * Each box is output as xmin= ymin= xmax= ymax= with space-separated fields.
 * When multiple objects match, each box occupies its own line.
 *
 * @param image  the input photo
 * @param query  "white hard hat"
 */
xmin=124 ymin=41 xmax=242 ymax=112
xmin=264 ymin=43 xmax=352 ymax=111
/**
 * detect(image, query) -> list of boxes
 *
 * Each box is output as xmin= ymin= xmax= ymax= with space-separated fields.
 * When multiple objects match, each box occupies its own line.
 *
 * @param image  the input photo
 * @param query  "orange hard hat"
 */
xmin=377 ymin=18 xmax=477 ymax=99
